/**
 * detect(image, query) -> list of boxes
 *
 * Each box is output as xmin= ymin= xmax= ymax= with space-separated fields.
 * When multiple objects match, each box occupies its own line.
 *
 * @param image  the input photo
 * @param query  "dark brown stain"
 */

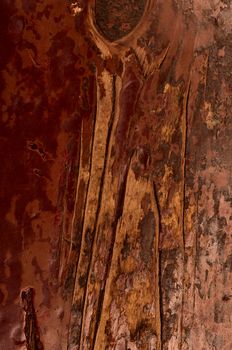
xmin=21 ymin=288 xmax=43 ymax=350
xmin=139 ymin=210 xmax=156 ymax=265
xmin=95 ymin=0 xmax=147 ymax=41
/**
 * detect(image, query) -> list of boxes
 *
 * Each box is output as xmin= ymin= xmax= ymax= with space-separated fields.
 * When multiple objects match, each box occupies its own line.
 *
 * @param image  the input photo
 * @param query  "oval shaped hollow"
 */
xmin=95 ymin=0 xmax=147 ymax=42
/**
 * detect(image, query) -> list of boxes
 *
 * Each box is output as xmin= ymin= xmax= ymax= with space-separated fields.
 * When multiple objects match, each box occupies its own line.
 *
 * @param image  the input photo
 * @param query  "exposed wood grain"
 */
xmin=1 ymin=1 xmax=232 ymax=349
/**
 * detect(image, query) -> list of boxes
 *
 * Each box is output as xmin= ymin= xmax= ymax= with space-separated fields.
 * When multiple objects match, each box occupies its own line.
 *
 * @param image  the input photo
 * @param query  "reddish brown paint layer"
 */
xmin=0 ymin=0 xmax=98 ymax=348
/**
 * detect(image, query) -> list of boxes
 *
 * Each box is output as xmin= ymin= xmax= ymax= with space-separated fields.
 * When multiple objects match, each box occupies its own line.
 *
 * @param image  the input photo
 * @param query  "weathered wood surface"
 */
xmin=1 ymin=0 xmax=232 ymax=349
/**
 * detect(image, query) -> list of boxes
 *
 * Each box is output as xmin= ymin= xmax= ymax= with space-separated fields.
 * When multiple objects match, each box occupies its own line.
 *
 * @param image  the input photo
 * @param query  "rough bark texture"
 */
xmin=1 ymin=0 xmax=232 ymax=349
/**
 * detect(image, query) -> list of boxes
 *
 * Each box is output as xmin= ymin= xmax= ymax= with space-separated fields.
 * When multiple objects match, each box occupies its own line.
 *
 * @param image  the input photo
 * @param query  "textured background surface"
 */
xmin=1 ymin=0 xmax=232 ymax=349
